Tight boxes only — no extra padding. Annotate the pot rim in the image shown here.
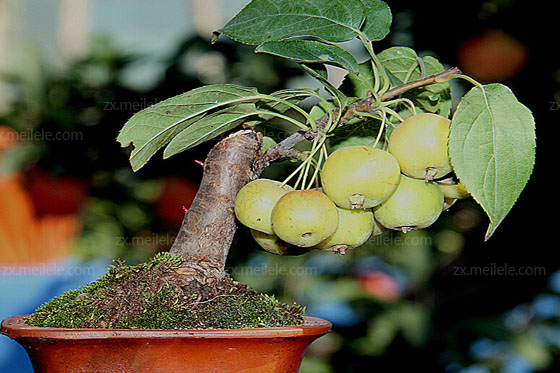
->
[1,315,331,340]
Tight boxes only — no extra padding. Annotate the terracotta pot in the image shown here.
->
[1,315,331,372]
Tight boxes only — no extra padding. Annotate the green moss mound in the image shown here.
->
[25,253,305,329]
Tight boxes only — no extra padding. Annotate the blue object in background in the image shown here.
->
[306,300,361,328]
[0,257,111,372]
[547,269,560,293]
[531,294,560,320]
[459,365,491,373]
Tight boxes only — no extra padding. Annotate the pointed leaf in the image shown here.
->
[163,106,258,159]
[449,84,536,239]
[214,0,366,45]
[117,84,260,171]
[256,40,359,73]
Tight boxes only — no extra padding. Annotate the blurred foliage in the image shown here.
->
[1,33,305,264]
[1,0,556,372]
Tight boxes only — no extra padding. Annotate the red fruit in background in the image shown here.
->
[25,169,89,216]
[457,29,528,82]
[153,176,198,230]
[0,126,18,152]
[358,271,401,302]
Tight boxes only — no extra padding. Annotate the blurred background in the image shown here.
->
[0,0,556,372]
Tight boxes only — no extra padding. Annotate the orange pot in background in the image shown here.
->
[0,175,81,264]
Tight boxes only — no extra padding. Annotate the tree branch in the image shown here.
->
[255,67,462,173]
[380,67,461,101]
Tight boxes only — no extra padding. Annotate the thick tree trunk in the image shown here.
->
[169,130,260,283]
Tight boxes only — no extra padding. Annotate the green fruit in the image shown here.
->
[235,179,293,234]
[388,113,452,180]
[437,179,470,199]
[250,229,312,256]
[371,219,387,237]
[374,175,444,232]
[317,207,375,255]
[271,190,338,247]
[443,197,457,211]
[321,146,401,209]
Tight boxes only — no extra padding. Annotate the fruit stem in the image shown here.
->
[450,74,490,108]
[256,111,311,132]
[306,142,327,190]
[359,33,391,95]
[258,95,318,132]
[382,98,417,116]
[382,107,404,124]
[280,135,326,190]
[373,109,387,148]
[300,138,319,189]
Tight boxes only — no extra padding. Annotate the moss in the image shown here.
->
[117,284,195,329]
[199,293,306,329]
[25,252,305,329]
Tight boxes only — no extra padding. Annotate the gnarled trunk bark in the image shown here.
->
[169,130,260,283]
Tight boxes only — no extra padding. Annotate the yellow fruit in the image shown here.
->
[317,207,375,255]
[250,229,312,256]
[234,179,293,234]
[271,190,338,247]
[321,146,401,209]
[388,113,452,180]
[374,175,444,232]
[443,197,457,211]
[371,219,387,237]
[436,179,470,199]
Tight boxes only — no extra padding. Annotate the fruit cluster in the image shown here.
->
[235,113,470,256]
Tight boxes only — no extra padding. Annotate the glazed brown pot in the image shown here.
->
[1,315,331,373]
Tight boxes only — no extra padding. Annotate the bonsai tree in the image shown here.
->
[23,0,535,330]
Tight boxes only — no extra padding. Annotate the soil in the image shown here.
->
[25,253,305,329]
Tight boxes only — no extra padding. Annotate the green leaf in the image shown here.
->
[302,63,329,82]
[378,47,452,117]
[163,106,257,159]
[214,0,366,45]
[360,0,392,41]
[260,136,277,154]
[117,84,260,171]
[328,118,382,151]
[449,84,536,239]
[256,40,359,74]
[340,61,376,98]
[309,100,337,121]
[300,64,350,112]
[378,47,421,83]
